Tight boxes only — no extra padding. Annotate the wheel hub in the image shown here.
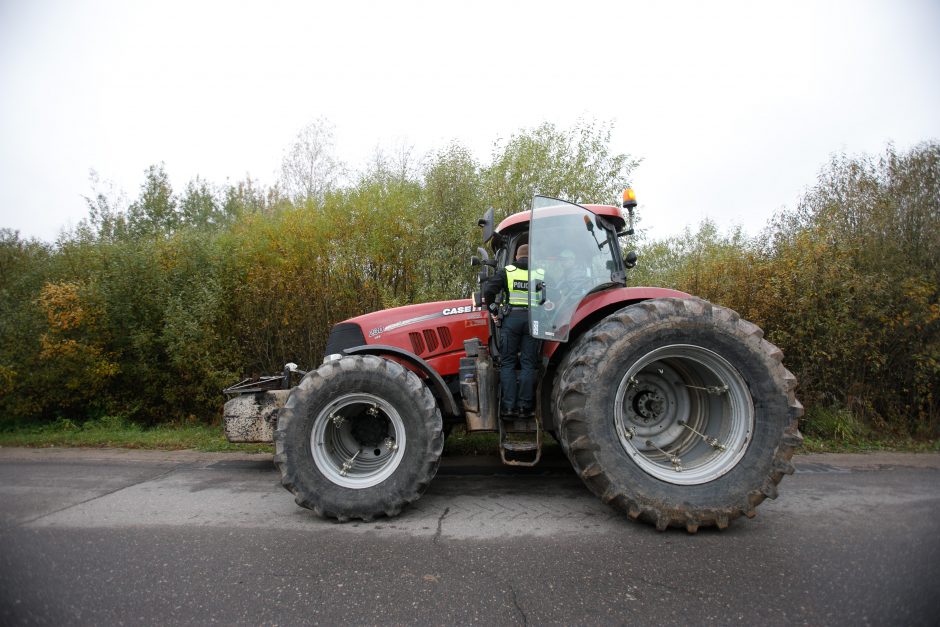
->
[311,393,407,489]
[349,407,389,447]
[632,389,665,421]
[620,371,688,445]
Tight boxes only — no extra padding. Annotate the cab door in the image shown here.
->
[527,196,616,342]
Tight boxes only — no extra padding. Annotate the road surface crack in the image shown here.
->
[433,507,450,544]
[509,583,528,625]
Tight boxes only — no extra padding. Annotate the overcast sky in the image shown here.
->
[1,0,938,242]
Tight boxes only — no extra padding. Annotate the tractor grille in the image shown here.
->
[423,329,439,352]
[407,327,454,355]
[409,332,425,354]
[437,326,452,347]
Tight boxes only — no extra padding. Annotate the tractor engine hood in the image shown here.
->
[324,299,488,361]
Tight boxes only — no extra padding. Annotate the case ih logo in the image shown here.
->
[442,305,480,316]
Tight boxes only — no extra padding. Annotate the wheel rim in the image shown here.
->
[310,393,406,489]
[613,344,753,485]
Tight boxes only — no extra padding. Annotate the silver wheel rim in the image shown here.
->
[613,344,753,485]
[310,393,406,489]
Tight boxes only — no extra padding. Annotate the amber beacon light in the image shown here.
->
[622,188,637,209]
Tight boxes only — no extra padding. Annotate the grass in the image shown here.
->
[0,415,272,453]
[0,412,936,455]
[798,405,940,453]
[799,435,940,453]
[0,416,564,456]
[443,429,500,456]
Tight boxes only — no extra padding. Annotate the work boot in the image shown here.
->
[501,408,519,420]
[517,407,534,419]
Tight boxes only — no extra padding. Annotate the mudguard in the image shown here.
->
[341,344,461,418]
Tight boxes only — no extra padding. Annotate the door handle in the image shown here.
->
[534,280,546,306]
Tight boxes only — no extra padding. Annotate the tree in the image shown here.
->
[419,142,484,299]
[221,175,274,219]
[127,164,179,238]
[180,177,224,229]
[80,170,129,242]
[279,119,344,205]
[484,120,639,217]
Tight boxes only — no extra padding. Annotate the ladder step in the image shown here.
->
[501,419,538,431]
[502,441,538,452]
[498,411,542,467]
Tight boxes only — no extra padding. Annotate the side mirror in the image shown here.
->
[471,256,496,269]
[472,247,495,266]
[478,207,495,244]
[625,251,638,269]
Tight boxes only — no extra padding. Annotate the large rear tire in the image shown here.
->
[554,298,803,532]
[274,355,444,521]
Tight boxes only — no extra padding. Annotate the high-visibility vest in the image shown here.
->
[505,265,530,306]
[505,265,543,307]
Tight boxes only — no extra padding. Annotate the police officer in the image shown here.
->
[483,243,540,419]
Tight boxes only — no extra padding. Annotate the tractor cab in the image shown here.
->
[476,191,639,343]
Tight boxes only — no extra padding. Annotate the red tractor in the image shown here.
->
[223,191,802,532]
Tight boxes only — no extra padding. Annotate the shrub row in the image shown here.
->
[635,143,939,436]
[1,131,936,438]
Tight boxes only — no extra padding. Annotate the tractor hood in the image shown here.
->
[325,299,489,362]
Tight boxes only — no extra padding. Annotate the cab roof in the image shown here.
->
[496,204,626,233]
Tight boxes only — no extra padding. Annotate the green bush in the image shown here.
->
[637,143,940,437]
[0,121,636,428]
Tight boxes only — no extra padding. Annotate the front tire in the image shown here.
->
[275,355,444,521]
[554,298,803,532]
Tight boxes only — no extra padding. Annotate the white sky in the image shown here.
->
[1,0,938,242]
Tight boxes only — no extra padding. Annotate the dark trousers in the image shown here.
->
[499,308,539,413]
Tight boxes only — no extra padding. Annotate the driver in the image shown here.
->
[560,249,577,278]
[558,247,592,294]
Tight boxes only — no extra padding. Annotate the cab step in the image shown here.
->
[501,441,539,452]
[498,413,542,466]
[500,418,538,431]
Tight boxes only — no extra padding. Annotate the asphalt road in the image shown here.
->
[1,447,938,626]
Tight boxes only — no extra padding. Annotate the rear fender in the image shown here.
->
[544,287,691,359]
